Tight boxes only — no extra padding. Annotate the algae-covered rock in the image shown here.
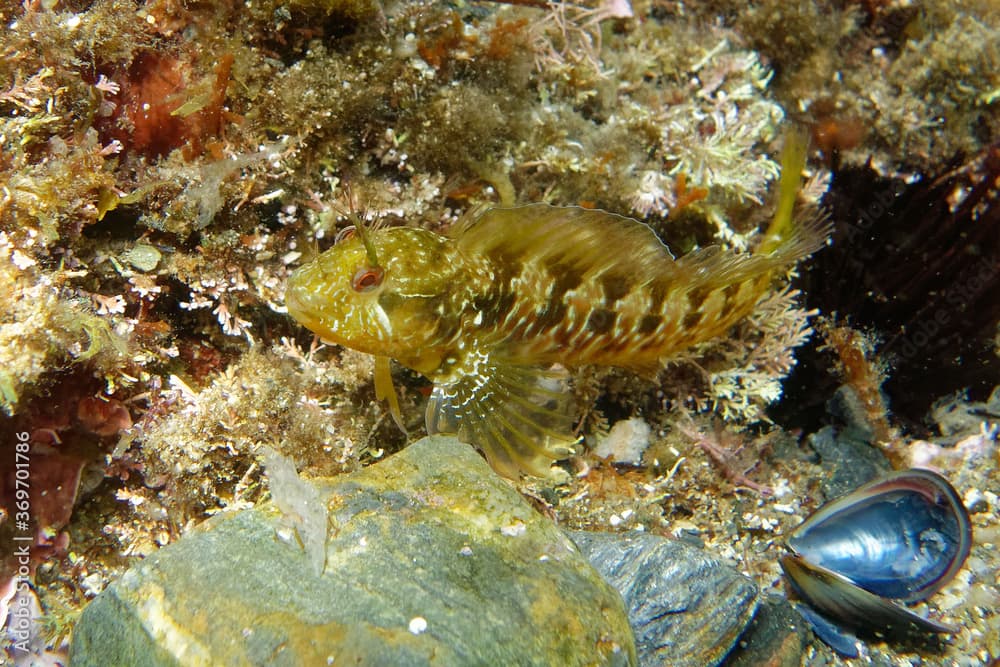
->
[570,531,758,667]
[71,436,636,666]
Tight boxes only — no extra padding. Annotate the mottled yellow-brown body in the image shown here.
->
[286,142,827,478]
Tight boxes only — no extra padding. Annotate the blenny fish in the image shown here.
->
[286,137,828,478]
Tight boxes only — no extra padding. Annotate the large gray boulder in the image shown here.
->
[71,436,635,666]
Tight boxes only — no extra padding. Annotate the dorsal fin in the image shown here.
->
[454,204,678,285]
[674,207,830,294]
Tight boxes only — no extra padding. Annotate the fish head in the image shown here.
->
[285,227,468,371]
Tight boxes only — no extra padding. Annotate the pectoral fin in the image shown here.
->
[425,362,578,479]
[374,355,407,435]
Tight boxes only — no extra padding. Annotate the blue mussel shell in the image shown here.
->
[780,468,972,655]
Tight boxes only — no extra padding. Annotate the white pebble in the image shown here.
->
[963,488,989,513]
[592,418,652,465]
[408,617,428,635]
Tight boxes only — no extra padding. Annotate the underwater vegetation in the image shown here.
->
[0,0,997,663]
[693,0,1000,173]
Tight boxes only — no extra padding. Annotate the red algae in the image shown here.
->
[100,51,234,159]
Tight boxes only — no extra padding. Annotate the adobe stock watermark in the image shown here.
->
[8,430,35,655]
[833,178,910,283]
[894,257,999,361]
[838,179,908,262]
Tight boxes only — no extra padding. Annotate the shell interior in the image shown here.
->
[786,469,972,603]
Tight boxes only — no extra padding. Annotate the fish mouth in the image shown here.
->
[283,284,310,322]
[284,283,355,349]
[285,285,329,336]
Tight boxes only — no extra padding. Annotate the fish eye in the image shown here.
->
[351,265,384,292]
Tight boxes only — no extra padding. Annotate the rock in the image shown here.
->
[806,423,888,500]
[121,243,161,272]
[826,385,879,444]
[806,386,897,502]
[569,530,758,667]
[722,595,809,667]
[71,436,636,666]
[806,424,892,500]
[591,417,653,465]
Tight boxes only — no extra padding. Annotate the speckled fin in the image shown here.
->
[425,361,578,479]
[454,204,678,284]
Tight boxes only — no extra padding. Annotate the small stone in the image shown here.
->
[500,521,526,537]
[121,243,161,272]
[725,595,810,667]
[408,617,427,635]
[826,385,884,445]
[806,422,891,500]
[11,249,36,269]
[592,417,652,465]
[963,488,989,514]
[79,573,105,597]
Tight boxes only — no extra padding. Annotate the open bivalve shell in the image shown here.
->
[780,468,972,648]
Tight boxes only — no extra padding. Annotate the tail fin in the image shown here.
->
[673,129,830,295]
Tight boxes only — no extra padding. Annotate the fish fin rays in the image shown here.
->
[675,208,829,295]
[675,247,777,292]
[455,203,828,305]
[374,355,407,435]
[455,204,678,286]
[425,360,578,479]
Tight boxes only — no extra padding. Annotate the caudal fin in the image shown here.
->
[679,129,830,291]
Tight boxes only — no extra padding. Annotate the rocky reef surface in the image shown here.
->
[1,0,998,665]
[71,437,637,666]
